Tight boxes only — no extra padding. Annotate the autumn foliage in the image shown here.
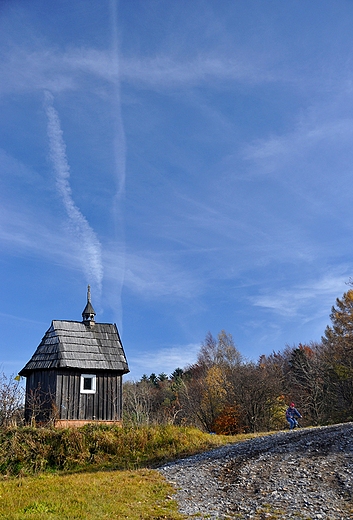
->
[211,405,242,435]
[124,287,353,433]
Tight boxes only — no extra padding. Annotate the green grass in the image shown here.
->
[0,424,277,519]
[0,469,183,519]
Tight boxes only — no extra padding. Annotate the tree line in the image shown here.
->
[123,288,353,433]
[1,287,353,431]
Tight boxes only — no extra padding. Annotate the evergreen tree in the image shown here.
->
[323,289,353,352]
[322,289,353,421]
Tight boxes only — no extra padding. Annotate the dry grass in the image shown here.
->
[0,424,245,476]
[0,425,276,519]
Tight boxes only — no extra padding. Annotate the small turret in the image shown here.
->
[82,285,96,325]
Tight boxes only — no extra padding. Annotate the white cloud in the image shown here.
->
[244,119,353,174]
[44,91,103,292]
[104,248,202,300]
[0,149,42,183]
[251,271,349,319]
[0,43,302,98]
[126,343,200,380]
[0,202,84,271]
[0,126,105,291]
[0,185,201,307]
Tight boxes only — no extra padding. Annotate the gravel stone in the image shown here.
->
[158,423,353,519]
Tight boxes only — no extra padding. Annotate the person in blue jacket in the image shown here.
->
[286,402,302,429]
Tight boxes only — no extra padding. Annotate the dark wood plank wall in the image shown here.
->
[24,370,57,422]
[56,371,123,421]
[25,370,123,423]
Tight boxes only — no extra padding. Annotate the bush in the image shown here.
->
[0,424,235,476]
[0,372,24,427]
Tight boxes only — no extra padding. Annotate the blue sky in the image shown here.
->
[1,0,353,381]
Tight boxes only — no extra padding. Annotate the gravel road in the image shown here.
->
[158,423,353,519]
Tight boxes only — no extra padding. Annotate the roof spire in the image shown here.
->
[82,285,96,324]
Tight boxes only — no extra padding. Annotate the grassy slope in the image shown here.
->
[0,425,272,519]
[0,424,242,476]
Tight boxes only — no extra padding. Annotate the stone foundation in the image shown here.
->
[54,419,123,428]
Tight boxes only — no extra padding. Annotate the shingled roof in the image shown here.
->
[19,287,129,376]
[19,321,129,375]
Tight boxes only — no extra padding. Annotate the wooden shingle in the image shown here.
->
[19,286,129,424]
[19,320,129,375]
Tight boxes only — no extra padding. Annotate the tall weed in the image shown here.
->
[0,424,237,476]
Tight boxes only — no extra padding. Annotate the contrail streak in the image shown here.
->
[44,90,103,293]
[110,0,126,201]
[105,0,127,329]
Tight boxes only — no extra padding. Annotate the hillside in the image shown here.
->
[159,423,353,519]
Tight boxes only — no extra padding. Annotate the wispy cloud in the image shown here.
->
[127,342,200,380]
[244,118,353,175]
[109,0,126,200]
[250,271,349,319]
[0,149,42,184]
[44,91,103,292]
[103,247,202,301]
[0,44,310,98]
[120,54,276,89]
[0,311,47,327]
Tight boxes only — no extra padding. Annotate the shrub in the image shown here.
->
[0,424,235,476]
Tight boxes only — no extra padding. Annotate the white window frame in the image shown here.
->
[80,374,96,394]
